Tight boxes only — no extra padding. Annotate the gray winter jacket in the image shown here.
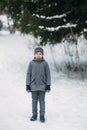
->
[26,58,51,91]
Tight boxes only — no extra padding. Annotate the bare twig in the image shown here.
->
[50,46,59,73]
[70,21,84,81]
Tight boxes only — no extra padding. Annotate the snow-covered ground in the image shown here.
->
[0,34,87,130]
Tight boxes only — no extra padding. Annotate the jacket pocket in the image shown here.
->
[30,78,35,84]
[41,77,46,84]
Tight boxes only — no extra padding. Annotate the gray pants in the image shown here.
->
[31,91,45,116]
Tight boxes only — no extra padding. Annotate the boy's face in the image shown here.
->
[35,52,43,59]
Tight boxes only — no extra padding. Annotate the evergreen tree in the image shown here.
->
[0,0,87,45]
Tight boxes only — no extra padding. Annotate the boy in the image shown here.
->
[26,47,51,123]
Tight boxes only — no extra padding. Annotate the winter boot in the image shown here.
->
[30,115,37,121]
[40,115,45,122]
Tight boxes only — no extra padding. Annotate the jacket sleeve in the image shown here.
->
[45,62,51,86]
[26,62,32,85]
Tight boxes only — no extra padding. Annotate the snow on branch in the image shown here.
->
[39,23,77,31]
[33,11,71,20]
[84,29,87,32]
[33,13,66,19]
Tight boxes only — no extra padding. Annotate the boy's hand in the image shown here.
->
[26,90,31,93]
[45,85,50,92]
[26,85,31,92]
[46,90,50,92]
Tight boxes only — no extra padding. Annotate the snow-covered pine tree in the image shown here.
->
[0,0,87,45]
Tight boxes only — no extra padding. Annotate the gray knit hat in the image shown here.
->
[34,47,44,55]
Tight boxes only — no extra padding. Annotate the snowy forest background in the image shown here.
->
[0,1,87,130]
[0,0,87,80]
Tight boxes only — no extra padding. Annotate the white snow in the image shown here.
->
[0,14,13,32]
[84,28,87,32]
[33,13,66,19]
[33,11,71,20]
[0,33,87,130]
[39,23,77,31]
[0,15,8,28]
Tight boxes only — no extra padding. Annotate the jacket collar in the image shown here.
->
[33,57,45,63]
